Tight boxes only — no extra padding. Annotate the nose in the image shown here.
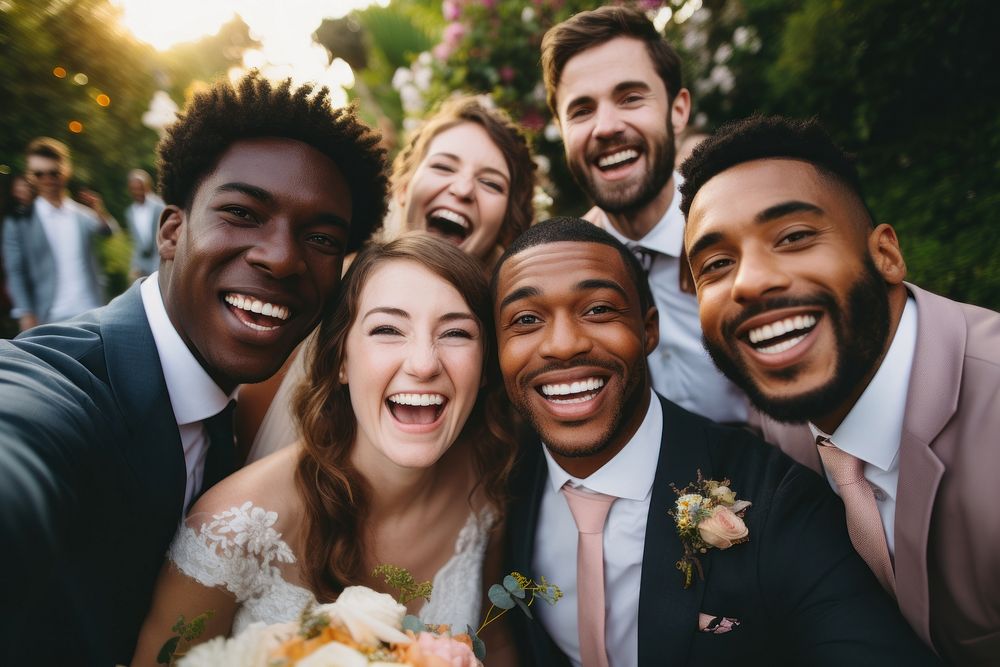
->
[448,172,475,200]
[245,221,308,279]
[538,312,593,361]
[592,102,625,139]
[403,337,443,380]
[730,248,791,304]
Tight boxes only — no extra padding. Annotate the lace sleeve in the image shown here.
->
[167,501,296,603]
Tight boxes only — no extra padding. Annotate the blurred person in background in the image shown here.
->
[0,174,35,336]
[1,137,119,331]
[125,168,166,280]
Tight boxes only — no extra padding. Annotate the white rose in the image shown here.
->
[321,586,412,646]
[177,621,281,667]
[295,641,369,667]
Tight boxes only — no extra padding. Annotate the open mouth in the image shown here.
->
[596,148,640,172]
[426,208,471,246]
[224,293,291,331]
[538,377,606,404]
[387,393,447,425]
[743,313,819,355]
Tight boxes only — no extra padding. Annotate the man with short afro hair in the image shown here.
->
[0,71,388,665]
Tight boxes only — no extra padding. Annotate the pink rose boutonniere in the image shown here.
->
[669,472,751,588]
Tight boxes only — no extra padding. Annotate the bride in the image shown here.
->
[132,234,517,664]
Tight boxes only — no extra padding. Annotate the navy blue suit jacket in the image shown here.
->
[0,283,195,664]
[505,395,939,666]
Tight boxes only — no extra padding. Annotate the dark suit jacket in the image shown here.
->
[506,395,939,666]
[0,283,194,665]
[760,283,1000,664]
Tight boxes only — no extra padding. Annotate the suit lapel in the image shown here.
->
[638,396,712,665]
[99,283,187,521]
[893,284,955,646]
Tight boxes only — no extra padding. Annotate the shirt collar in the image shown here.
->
[543,391,662,501]
[809,296,918,471]
[598,172,685,258]
[34,195,74,216]
[140,273,235,426]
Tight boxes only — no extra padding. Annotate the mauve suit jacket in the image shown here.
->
[760,283,1000,664]
[506,394,938,666]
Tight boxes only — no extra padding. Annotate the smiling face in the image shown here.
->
[495,241,658,477]
[556,37,688,217]
[157,137,353,393]
[685,159,906,427]
[399,122,511,262]
[342,259,484,471]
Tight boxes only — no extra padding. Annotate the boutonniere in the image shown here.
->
[669,471,751,588]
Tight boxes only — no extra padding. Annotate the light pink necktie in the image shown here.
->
[817,439,896,596]
[561,484,616,667]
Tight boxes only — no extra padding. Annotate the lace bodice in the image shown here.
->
[168,501,497,636]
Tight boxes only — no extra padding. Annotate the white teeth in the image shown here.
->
[428,208,470,228]
[757,334,807,355]
[224,293,290,321]
[748,314,816,344]
[388,393,446,406]
[597,149,639,168]
[540,377,605,396]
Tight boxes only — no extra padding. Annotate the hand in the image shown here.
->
[18,314,38,332]
[75,187,104,212]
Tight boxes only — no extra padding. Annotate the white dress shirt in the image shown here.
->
[35,196,102,320]
[809,296,918,556]
[140,273,237,511]
[534,394,662,667]
[593,174,749,423]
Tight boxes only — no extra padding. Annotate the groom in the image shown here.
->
[493,218,937,665]
[0,74,387,664]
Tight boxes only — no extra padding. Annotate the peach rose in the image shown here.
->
[698,506,749,549]
[403,631,482,667]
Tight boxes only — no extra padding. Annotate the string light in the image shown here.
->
[53,66,67,78]
[68,120,84,133]
[96,94,111,107]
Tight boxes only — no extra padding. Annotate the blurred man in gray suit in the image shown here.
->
[2,137,118,331]
[124,168,166,279]
[681,115,1000,664]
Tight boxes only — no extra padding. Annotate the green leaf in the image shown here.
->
[513,595,533,620]
[503,574,525,599]
[488,583,516,610]
[183,611,214,641]
[402,614,425,633]
[156,636,180,665]
[468,626,487,661]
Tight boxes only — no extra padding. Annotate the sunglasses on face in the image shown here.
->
[31,169,61,179]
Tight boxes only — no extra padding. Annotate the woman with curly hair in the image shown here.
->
[240,95,537,462]
[133,234,518,665]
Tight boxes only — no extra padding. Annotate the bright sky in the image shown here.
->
[113,0,386,104]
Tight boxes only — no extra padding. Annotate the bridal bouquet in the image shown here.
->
[177,585,482,667]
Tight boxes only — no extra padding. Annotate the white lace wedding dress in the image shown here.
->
[168,501,498,636]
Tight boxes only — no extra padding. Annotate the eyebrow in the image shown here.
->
[362,307,478,324]
[564,80,653,113]
[429,152,510,183]
[215,181,350,229]
[687,200,824,260]
[498,278,628,311]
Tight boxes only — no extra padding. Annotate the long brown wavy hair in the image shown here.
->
[293,233,516,601]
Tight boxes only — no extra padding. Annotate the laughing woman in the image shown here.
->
[240,96,536,462]
[132,235,517,665]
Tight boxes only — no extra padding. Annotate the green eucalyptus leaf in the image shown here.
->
[513,595,533,619]
[156,636,180,665]
[468,626,487,661]
[488,583,516,609]
[503,574,525,598]
[402,614,424,633]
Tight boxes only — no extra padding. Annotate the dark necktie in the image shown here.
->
[201,400,237,496]
[629,244,657,277]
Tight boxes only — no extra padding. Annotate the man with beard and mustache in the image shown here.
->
[494,217,937,667]
[680,115,1000,664]
[540,6,750,426]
